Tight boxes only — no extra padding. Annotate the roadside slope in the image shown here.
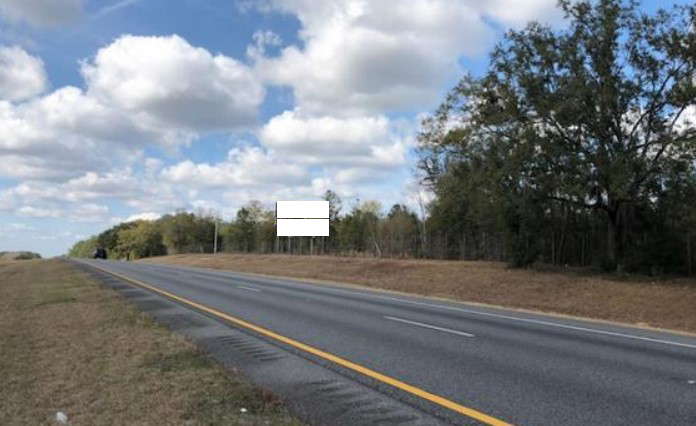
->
[0,259,301,426]
[142,253,696,334]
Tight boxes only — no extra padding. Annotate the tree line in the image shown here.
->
[0,251,41,261]
[67,193,424,261]
[70,0,696,275]
[419,0,696,275]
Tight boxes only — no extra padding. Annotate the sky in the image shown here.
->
[0,0,679,257]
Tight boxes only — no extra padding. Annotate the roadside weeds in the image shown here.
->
[0,259,302,426]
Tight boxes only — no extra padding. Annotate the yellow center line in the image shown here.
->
[82,261,513,426]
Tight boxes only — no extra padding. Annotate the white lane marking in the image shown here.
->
[318,288,696,350]
[237,285,262,292]
[385,315,475,338]
[103,260,696,351]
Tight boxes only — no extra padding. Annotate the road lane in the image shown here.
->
[384,316,476,338]
[79,259,696,425]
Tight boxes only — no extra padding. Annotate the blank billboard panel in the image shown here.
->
[277,218,329,236]
[276,201,329,219]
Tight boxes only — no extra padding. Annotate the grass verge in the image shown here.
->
[143,253,696,334]
[0,259,302,426]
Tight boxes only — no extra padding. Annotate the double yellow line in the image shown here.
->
[83,261,512,426]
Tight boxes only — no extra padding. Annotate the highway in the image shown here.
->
[78,259,696,425]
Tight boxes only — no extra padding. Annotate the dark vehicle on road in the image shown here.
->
[93,248,107,259]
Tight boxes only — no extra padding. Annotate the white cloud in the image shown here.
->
[332,166,392,184]
[260,111,410,166]
[68,203,110,222]
[144,157,164,174]
[1,86,147,151]
[58,169,192,212]
[0,148,312,224]
[1,222,36,232]
[0,34,267,180]
[2,168,165,206]
[255,0,484,115]
[62,170,142,201]
[126,212,160,222]
[16,205,60,218]
[0,0,84,28]
[252,0,559,116]
[0,45,47,101]
[0,87,152,179]
[161,146,308,188]
[246,30,282,60]
[109,211,161,225]
[674,106,696,133]
[0,168,187,225]
[248,0,556,204]
[82,34,265,131]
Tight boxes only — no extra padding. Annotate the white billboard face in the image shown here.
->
[277,218,329,236]
[276,201,330,236]
[276,201,329,219]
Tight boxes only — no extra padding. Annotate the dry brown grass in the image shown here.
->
[0,259,301,426]
[143,253,696,334]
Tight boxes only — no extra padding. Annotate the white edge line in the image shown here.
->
[308,284,696,350]
[80,260,696,351]
[373,294,696,350]
[385,315,475,338]
[237,285,262,292]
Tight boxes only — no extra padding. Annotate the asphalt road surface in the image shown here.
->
[78,259,696,425]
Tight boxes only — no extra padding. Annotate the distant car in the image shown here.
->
[93,248,107,259]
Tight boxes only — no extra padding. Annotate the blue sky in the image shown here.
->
[0,0,682,256]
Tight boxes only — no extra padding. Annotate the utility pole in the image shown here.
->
[213,220,219,254]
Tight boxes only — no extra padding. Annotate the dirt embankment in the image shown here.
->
[143,253,696,334]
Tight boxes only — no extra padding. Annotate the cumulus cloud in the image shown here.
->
[251,0,560,116]
[0,45,47,101]
[1,86,148,152]
[0,146,313,224]
[16,205,60,218]
[0,86,155,179]
[107,211,162,226]
[0,181,110,222]
[246,30,282,60]
[256,0,488,115]
[0,0,84,28]
[69,203,110,222]
[0,167,183,224]
[62,170,144,201]
[260,111,411,166]
[248,0,557,196]
[161,146,308,188]
[82,34,264,131]
[4,169,154,204]
[125,212,160,222]
[0,35,266,180]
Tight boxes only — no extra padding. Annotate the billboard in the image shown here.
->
[276,201,329,236]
